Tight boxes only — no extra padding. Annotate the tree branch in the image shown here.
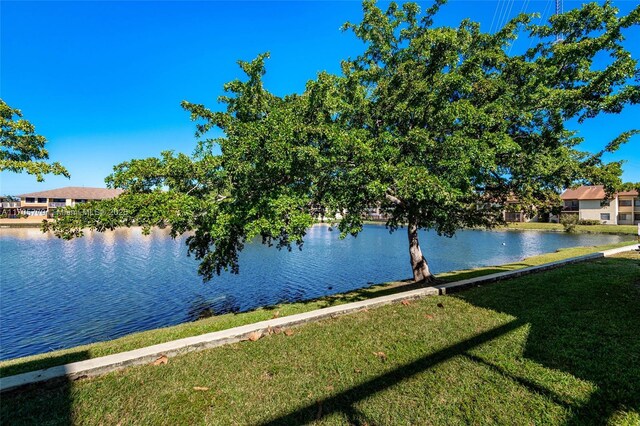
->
[385,191,404,206]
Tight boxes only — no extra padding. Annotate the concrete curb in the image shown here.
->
[1,243,638,393]
[435,243,638,294]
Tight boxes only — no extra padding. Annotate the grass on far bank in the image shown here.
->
[2,251,639,425]
[502,221,639,235]
[0,240,636,380]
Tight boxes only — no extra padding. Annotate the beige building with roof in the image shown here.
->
[17,187,123,218]
[560,185,639,225]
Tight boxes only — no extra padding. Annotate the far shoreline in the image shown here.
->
[2,218,637,237]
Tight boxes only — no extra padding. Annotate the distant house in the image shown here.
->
[502,198,539,223]
[17,187,123,218]
[560,185,639,225]
[0,197,21,218]
[363,206,387,222]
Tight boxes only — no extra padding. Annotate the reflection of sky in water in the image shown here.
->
[0,225,632,360]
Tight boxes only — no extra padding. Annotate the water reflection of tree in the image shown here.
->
[186,294,241,321]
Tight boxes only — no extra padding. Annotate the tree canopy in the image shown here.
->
[46,0,639,282]
[0,99,69,182]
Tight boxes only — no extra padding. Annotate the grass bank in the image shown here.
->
[2,251,639,425]
[502,221,638,235]
[360,220,639,235]
[0,240,635,379]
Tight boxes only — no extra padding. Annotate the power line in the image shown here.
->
[508,0,531,55]
[528,0,553,49]
[489,0,503,33]
[496,0,515,33]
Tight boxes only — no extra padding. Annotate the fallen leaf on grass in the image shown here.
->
[247,331,262,341]
[272,311,280,319]
[193,386,210,391]
[425,314,434,320]
[152,355,168,366]
[401,299,411,306]
[354,368,362,374]
[373,351,387,361]
[284,329,295,337]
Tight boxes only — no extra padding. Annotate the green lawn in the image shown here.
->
[503,221,639,235]
[360,220,639,235]
[0,240,634,379]
[2,251,639,425]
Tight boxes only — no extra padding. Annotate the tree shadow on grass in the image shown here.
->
[258,320,524,425]
[260,256,639,425]
[455,256,640,425]
[0,351,88,425]
[0,350,89,379]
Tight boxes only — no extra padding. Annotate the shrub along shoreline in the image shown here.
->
[501,221,638,235]
[358,220,639,235]
[0,240,635,379]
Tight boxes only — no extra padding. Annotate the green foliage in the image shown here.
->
[621,181,640,194]
[0,99,69,182]
[46,0,640,281]
[560,213,579,232]
[577,219,601,226]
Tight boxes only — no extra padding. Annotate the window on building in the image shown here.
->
[619,214,628,221]
[25,197,35,203]
[600,213,610,221]
[52,198,66,203]
[635,199,640,207]
[505,212,522,222]
[37,198,47,203]
[635,213,640,221]
[619,199,632,207]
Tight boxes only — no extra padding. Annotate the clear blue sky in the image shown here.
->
[1,0,638,195]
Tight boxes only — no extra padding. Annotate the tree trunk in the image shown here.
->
[407,219,434,283]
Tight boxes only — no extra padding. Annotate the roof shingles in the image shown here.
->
[561,185,638,200]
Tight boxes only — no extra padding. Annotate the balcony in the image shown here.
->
[1,202,21,208]
[49,202,67,208]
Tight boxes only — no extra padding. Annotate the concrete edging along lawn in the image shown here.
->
[1,242,638,393]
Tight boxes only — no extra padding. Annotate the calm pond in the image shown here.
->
[0,225,631,360]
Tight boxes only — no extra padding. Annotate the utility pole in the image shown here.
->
[555,0,564,43]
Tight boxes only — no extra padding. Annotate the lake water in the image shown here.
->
[0,225,631,360]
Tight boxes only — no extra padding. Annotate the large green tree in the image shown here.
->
[0,99,69,181]
[47,0,639,283]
